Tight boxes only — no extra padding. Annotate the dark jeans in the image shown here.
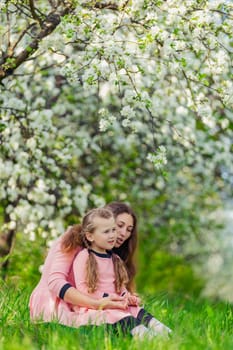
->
[110,308,153,336]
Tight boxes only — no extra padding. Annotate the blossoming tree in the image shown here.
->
[0,0,232,276]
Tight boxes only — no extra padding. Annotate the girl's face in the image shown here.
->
[115,213,134,248]
[86,217,117,254]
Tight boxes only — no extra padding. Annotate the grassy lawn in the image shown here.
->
[0,284,232,350]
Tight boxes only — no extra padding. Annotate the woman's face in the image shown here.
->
[115,213,134,248]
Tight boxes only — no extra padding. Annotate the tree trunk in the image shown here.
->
[0,229,16,279]
[0,4,73,82]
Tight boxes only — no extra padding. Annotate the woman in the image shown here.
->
[29,202,138,323]
[106,201,137,292]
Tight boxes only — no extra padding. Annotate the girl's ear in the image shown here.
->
[85,232,94,242]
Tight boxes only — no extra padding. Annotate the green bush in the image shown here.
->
[137,250,204,297]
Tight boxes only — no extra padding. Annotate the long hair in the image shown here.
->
[112,253,129,293]
[105,202,138,292]
[87,251,129,294]
[61,207,129,294]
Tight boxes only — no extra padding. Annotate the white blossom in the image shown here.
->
[147,146,168,170]
[0,1,232,302]
[120,106,135,119]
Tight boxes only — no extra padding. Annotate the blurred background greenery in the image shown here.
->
[1,0,233,305]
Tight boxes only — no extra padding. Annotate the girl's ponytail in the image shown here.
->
[61,224,83,253]
[112,253,129,293]
[86,250,98,293]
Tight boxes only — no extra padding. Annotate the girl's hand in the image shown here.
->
[99,294,128,310]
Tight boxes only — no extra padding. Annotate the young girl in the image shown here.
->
[62,207,171,338]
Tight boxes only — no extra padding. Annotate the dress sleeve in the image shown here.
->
[46,233,80,298]
[120,288,128,296]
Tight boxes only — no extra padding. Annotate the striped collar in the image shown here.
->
[88,249,112,258]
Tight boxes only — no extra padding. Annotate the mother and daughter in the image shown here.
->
[30,202,171,338]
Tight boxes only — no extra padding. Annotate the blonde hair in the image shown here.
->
[61,207,129,293]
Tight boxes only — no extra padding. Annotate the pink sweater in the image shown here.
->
[29,235,82,322]
[73,248,127,298]
[70,249,140,326]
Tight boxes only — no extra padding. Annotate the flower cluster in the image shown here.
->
[0,0,232,265]
[147,146,168,170]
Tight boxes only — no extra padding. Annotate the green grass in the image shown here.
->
[0,284,232,350]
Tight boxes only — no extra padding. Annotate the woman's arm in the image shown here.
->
[46,236,80,296]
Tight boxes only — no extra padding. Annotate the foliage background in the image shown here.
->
[0,0,233,302]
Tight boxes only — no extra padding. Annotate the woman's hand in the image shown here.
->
[125,292,141,306]
[98,294,128,310]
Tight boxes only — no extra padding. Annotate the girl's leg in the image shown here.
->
[111,316,149,339]
[137,308,172,335]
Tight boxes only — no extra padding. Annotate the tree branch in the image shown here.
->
[9,23,38,54]
[85,1,130,11]
[0,4,73,82]
[29,0,43,26]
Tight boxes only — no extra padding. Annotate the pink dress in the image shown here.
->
[29,234,82,323]
[68,249,141,326]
